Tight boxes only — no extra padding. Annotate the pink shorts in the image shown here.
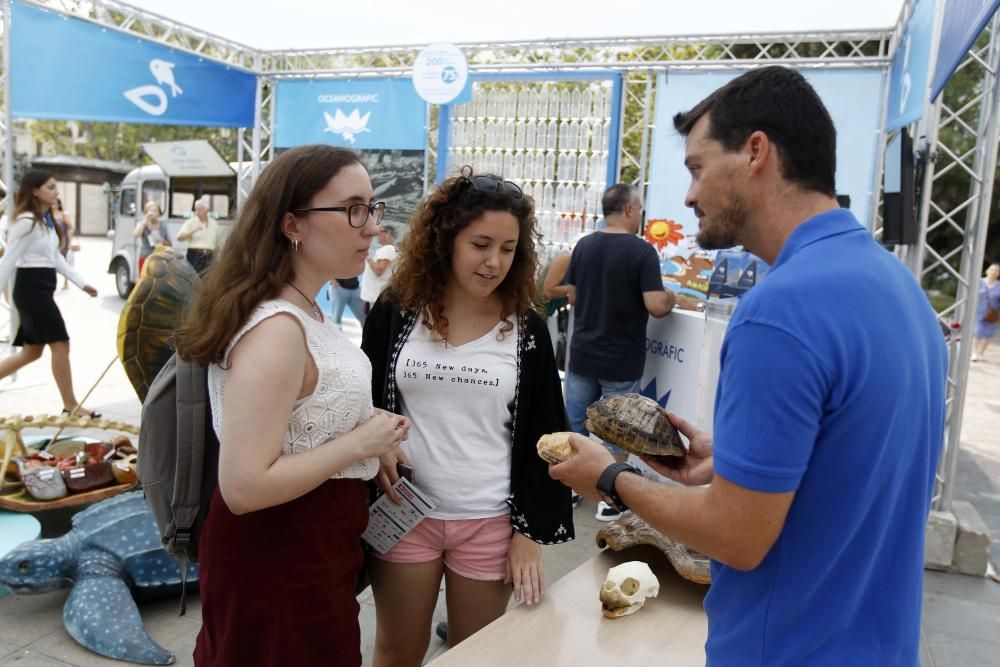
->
[374,514,512,581]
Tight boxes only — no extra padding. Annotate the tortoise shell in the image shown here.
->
[116,248,200,402]
[584,393,685,461]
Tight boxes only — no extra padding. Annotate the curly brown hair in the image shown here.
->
[173,145,363,365]
[391,166,541,340]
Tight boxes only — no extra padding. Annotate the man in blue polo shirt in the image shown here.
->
[550,65,947,665]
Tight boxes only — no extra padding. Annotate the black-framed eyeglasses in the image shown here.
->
[465,175,523,199]
[292,201,386,228]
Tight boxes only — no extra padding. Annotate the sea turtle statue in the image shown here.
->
[585,393,686,462]
[0,491,198,665]
[117,247,200,402]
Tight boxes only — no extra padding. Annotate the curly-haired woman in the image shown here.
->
[173,145,409,666]
[361,167,574,665]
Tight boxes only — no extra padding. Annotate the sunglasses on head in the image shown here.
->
[465,175,523,199]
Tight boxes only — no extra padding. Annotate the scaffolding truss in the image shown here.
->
[914,14,1000,511]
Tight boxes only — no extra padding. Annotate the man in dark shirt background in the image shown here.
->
[565,183,677,521]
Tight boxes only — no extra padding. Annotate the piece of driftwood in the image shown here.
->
[596,511,712,585]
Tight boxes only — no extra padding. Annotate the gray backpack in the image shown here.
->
[137,353,219,614]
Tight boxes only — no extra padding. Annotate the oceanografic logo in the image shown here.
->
[323,108,372,144]
[124,59,183,117]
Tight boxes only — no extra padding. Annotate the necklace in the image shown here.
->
[288,283,322,321]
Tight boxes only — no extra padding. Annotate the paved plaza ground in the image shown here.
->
[0,237,998,665]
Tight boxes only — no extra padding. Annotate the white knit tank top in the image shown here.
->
[207,299,379,480]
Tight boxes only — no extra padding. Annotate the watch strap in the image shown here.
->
[596,461,640,513]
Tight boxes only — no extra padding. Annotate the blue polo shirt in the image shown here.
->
[706,209,948,666]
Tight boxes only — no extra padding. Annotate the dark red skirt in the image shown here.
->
[194,478,369,666]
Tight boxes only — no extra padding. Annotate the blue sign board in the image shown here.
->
[886,0,936,131]
[931,0,1000,100]
[11,2,256,127]
[275,79,427,150]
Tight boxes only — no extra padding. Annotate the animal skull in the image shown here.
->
[599,561,660,618]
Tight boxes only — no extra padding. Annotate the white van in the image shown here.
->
[107,141,236,298]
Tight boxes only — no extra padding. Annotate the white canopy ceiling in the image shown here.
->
[125,0,907,52]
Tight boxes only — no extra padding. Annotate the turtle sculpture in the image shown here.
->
[117,247,201,402]
[0,491,198,665]
[584,393,686,462]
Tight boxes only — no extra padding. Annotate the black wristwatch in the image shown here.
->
[596,462,641,513]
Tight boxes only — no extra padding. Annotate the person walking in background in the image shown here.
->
[361,168,573,664]
[329,275,367,330]
[173,145,407,667]
[537,250,571,370]
[0,170,100,417]
[972,261,1000,361]
[176,197,220,275]
[360,225,397,310]
[563,183,679,522]
[53,199,79,290]
[133,201,171,275]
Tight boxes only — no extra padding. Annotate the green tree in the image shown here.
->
[28,120,237,165]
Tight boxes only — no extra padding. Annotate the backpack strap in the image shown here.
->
[171,356,207,557]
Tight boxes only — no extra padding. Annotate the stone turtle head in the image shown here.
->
[0,534,79,594]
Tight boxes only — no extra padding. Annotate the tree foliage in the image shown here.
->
[27,120,237,166]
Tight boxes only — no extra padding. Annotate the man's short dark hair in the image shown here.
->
[602,184,637,217]
[673,66,836,197]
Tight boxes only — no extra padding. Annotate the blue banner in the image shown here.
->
[275,79,427,150]
[10,2,256,127]
[931,0,1000,100]
[886,0,936,131]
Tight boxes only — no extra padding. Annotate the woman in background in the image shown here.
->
[0,170,99,416]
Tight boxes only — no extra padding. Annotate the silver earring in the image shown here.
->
[293,239,300,252]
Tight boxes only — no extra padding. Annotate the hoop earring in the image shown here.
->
[293,239,300,253]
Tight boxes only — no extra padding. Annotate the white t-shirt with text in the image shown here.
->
[395,320,517,519]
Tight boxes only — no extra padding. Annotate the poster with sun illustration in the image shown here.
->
[643,219,686,250]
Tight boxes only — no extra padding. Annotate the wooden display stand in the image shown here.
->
[428,545,708,666]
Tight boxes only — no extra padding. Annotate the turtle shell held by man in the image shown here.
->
[117,248,200,402]
[584,393,686,462]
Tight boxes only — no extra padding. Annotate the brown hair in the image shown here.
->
[390,166,541,340]
[173,145,363,364]
[14,170,63,245]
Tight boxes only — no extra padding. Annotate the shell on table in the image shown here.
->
[584,393,686,461]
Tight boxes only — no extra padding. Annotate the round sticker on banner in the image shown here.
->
[412,43,469,105]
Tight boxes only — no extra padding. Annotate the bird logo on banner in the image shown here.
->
[323,109,372,144]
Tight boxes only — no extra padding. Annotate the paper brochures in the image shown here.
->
[362,477,436,554]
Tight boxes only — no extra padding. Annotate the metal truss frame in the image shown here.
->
[912,13,1000,512]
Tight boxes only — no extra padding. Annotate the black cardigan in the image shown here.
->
[361,295,575,546]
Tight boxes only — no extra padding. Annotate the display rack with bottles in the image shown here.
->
[446,80,614,244]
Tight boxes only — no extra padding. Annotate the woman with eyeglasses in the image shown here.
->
[361,167,574,665]
[173,145,408,667]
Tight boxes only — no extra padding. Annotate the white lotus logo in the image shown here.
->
[323,108,371,144]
